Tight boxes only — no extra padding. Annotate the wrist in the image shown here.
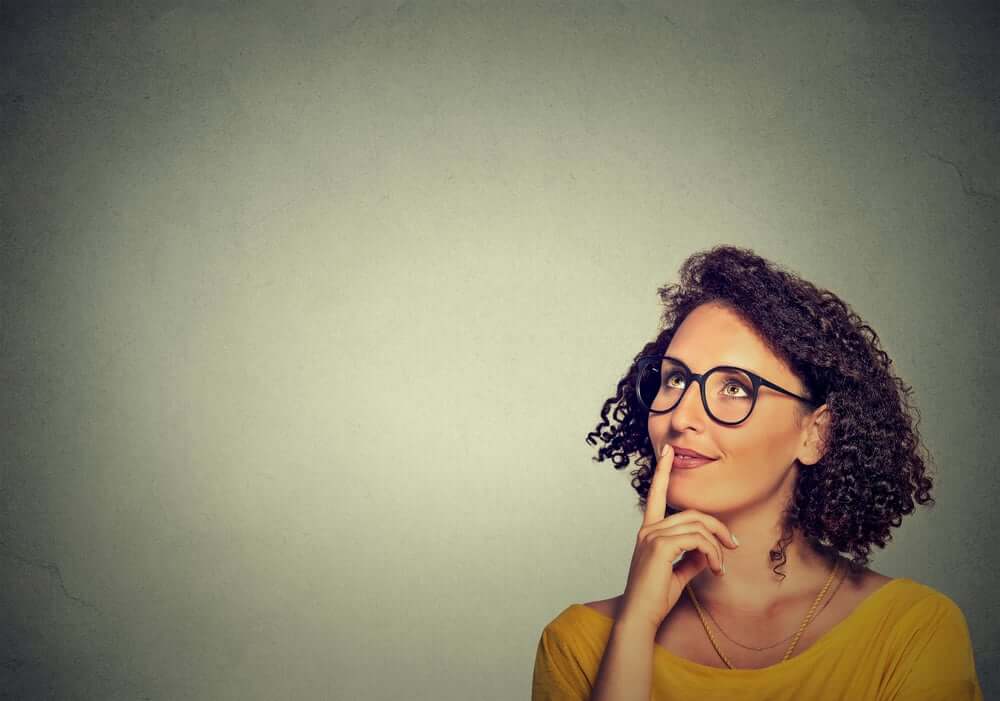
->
[612,613,660,637]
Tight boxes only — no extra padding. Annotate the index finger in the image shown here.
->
[643,444,673,527]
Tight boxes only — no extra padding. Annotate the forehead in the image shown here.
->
[664,303,784,376]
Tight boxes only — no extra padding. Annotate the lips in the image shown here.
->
[672,453,716,470]
[669,445,714,459]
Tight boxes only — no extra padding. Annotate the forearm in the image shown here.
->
[590,617,658,701]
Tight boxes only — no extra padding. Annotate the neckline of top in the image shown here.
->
[572,577,908,675]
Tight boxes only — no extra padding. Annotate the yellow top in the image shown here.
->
[532,578,983,701]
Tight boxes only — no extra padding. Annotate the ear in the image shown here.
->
[797,404,830,467]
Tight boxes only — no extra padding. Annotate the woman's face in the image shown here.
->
[649,302,822,516]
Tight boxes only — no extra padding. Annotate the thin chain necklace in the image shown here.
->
[685,557,843,668]
[700,559,847,651]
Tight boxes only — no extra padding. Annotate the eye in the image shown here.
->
[664,371,686,388]
[721,381,750,397]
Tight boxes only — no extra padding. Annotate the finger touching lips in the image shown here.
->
[642,444,672,526]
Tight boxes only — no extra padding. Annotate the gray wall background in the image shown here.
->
[2,1,998,699]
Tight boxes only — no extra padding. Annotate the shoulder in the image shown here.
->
[886,577,973,623]
[846,567,893,598]
[876,579,983,697]
[537,601,611,644]
[839,566,969,620]
[865,570,894,587]
[877,574,965,609]
[580,595,621,619]
[536,599,624,662]
[534,602,617,690]
[858,574,976,650]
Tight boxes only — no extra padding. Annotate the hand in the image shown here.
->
[618,444,740,631]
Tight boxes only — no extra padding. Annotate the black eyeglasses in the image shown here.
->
[634,354,820,425]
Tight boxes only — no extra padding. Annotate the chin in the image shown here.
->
[666,494,733,516]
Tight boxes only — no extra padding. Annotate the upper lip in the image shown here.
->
[668,444,715,460]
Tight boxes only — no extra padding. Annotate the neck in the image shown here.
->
[687,514,840,618]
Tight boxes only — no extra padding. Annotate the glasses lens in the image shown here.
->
[636,358,755,423]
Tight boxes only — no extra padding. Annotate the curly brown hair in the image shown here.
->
[585,244,936,580]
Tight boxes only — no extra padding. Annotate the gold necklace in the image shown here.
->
[685,557,842,668]
[700,561,847,651]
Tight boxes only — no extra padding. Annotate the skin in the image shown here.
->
[587,301,891,667]
[651,300,833,612]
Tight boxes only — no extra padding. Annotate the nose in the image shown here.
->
[668,377,711,427]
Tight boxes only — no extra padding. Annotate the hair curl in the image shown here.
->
[585,244,935,581]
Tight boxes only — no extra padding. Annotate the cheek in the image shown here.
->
[723,423,802,478]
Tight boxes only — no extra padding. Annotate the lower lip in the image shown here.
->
[672,454,716,469]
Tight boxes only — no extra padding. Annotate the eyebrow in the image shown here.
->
[662,354,764,377]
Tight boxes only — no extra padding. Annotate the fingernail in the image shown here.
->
[732,534,740,547]
[721,562,726,575]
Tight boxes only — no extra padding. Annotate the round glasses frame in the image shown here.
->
[634,354,821,426]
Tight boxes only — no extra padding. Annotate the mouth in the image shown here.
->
[668,444,716,460]
[672,449,718,470]
[671,453,717,470]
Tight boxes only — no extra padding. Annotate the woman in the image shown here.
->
[532,245,983,700]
